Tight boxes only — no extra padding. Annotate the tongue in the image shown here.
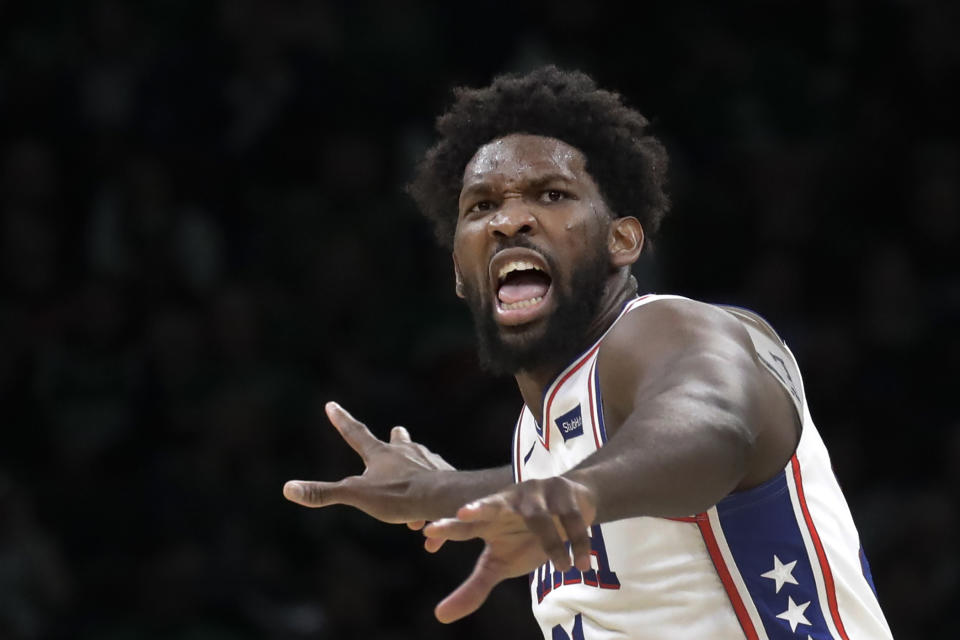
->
[498,272,550,304]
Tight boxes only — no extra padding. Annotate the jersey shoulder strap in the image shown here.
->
[719,305,806,419]
[619,296,806,419]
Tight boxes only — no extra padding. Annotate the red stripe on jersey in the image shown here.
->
[791,455,850,640]
[541,294,653,449]
[543,341,603,450]
[514,414,524,483]
[697,514,760,640]
[587,360,602,449]
[665,515,698,522]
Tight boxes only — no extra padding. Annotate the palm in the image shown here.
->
[345,440,454,523]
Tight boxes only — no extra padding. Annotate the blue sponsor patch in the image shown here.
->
[555,404,584,442]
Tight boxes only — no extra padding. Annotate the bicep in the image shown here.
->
[599,299,762,438]
[598,299,798,488]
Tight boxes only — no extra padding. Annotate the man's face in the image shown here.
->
[453,134,613,374]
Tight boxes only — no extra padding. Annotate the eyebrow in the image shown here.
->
[460,172,576,200]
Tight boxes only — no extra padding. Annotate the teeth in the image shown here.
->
[500,296,543,310]
[498,260,544,282]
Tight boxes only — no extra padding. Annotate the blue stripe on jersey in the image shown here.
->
[859,546,878,597]
[534,418,545,442]
[715,471,836,639]
[537,296,642,443]
[523,442,536,464]
[592,363,608,445]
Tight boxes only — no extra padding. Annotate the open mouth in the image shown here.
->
[490,250,553,326]
[497,260,551,309]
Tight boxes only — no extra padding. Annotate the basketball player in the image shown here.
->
[283,67,893,639]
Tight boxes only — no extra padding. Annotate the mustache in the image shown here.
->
[493,235,540,253]
[490,236,554,269]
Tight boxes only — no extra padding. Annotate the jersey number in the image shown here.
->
[536,524,620,602]
[551,613,585,639]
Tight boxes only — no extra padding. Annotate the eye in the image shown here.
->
[467,200,495,214]
[540,189,569,203]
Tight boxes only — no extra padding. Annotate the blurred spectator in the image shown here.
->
[0,474,72,639]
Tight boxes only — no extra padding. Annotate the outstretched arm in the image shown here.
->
[284,402,512,525]
[424,299,800,622]
[566,299,799,522]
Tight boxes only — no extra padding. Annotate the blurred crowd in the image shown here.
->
[0,1,956,638]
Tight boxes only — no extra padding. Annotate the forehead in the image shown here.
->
[462,134,587,187]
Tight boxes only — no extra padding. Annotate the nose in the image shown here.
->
[488,197,537,239]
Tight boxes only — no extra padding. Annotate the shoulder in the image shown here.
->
[599,296,757,380]
[596,295,801,487]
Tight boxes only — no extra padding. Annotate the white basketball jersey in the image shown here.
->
[511,294,893,640]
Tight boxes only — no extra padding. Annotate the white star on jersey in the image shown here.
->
[776,595,812,632]
[761,554,799,593]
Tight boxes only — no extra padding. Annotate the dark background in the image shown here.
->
[1,1,957,638]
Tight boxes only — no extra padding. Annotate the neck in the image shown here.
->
[514,272,637,421]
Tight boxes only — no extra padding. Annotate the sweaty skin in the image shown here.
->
[284,134,800,625]
[454,135,623,376]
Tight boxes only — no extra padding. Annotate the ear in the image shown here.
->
[608,217,644,268]
[452,253,465,298]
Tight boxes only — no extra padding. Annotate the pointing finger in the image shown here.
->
[325,402,380,460]
[544,484,592,572]
[558,511,592,573]
[434,546,504,623]
[523,509,570,571]
[390,426,412,444]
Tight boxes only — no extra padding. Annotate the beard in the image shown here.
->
[461,238,610,376]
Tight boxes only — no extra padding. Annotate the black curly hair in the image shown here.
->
[408,66,670,249]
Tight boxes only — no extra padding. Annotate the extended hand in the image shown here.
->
[423,476,597,623]
[283,402,455,528]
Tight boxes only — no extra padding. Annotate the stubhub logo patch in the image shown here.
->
[555,404,584,442]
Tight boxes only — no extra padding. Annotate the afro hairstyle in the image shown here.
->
[408,66,670,249]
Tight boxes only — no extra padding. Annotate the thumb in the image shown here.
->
[434,546,504,623]
[283,479,356,508]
